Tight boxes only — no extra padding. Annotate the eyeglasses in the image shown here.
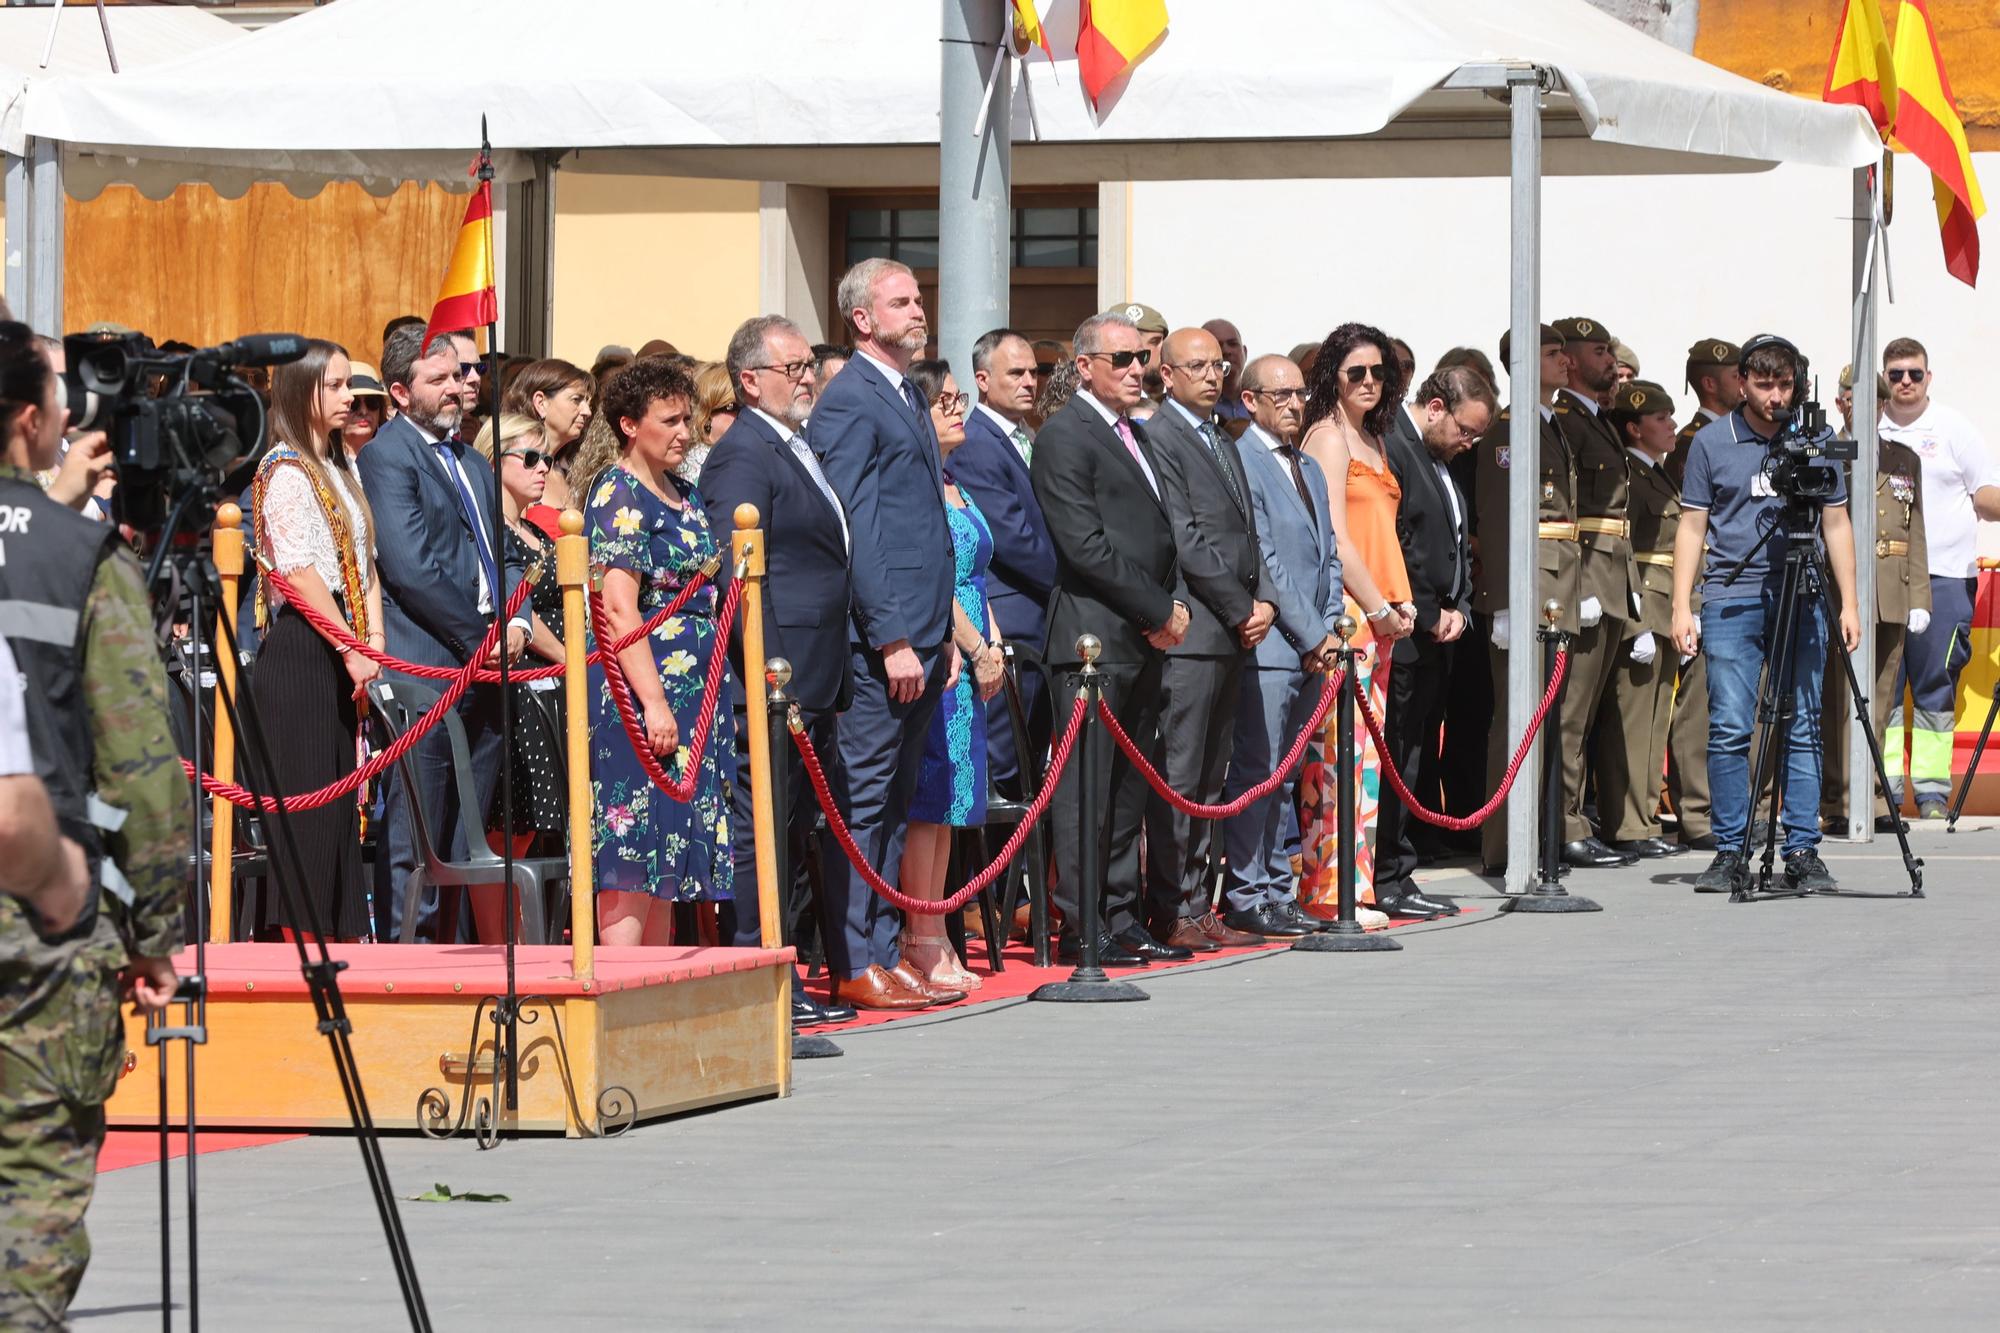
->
[1886,367,1927,384]
[751,359,814,383]
[502,448,552,469]
[1445,410,1486,443]
[1166,358,1232,380]
[460,359,489,378]
[931,391,971,414]
[1036,362,1060,376]
[1343,364,1389,385]
[1084,349,1152,370]
[1252,387,1309,404]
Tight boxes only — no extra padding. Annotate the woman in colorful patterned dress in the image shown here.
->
[576,359,735,946]
[899,363,1006,990]
[1298,323,1413,926]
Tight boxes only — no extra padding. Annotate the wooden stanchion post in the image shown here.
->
[208,503,243,943]
[731,505,792,1091]
[558,509,595,980]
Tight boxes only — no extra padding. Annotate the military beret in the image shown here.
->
[1611,379,1675,417]
[1112,302,1168,334]
[1498,322,1564,366]
[1552,316,1614,345]
[1612,341,1641,373]
[1685,338,1741,367]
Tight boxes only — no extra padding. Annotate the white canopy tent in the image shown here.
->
[16,0,1888,884]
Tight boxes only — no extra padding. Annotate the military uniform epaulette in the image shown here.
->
[1552,398,1573,415]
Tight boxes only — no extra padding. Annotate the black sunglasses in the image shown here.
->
[1085,348,1152,370]
[1343,363,1389,384]
[502,447,552,469]
[1886,367,1927,383]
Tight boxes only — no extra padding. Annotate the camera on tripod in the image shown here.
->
[1759,389,1855,502]
[60,330,306,536]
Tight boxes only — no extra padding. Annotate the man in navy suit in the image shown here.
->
[358,325,528,941]
[702,315,867,1024]
[1221,355,1345,938]
[805,259,962,1010]
[952,328,1056,793]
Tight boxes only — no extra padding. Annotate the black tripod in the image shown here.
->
[143,484,432,1330]
[1945,678,2000,832]
[1726,499,1923,903]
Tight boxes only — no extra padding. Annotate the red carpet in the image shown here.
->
[98,1130,303,1174]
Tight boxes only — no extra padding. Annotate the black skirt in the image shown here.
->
[252,607,371,939]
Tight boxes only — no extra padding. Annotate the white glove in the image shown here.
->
[1490,609,1511,650]
[1628,631,1657,665]
[1908,608,1932,635]
[1579,597,1603,628]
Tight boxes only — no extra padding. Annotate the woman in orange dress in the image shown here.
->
[1298,323,1413,923]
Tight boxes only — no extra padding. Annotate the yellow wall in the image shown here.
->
[551,174,761,367]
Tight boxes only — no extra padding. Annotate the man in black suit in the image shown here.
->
[953,328,1056,793]
[702,315,865,1024]
[805,259,963,1010]
[1140,326,1273,952]
[359,325,528,941]
[1376,365,1494,917]
[1031,311,1191,967]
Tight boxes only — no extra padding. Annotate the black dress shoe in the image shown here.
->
[792,995,831,1026]
[1873,814,1907,834]
[1562,838,1630,868]
[1404,891,1460,916]
[1585,835,1638,864]
[1609,836,1688,859]
[1057,932,1147,967]
[1222,904,1310,938]
[1113,927,1194,962]
[1275,900,1336,933]
[1375,894,1443,921]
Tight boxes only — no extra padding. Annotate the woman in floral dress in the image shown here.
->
[577,359,735,946]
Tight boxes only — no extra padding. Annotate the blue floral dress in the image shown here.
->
[586,465,735,902]
[910,491,994,827]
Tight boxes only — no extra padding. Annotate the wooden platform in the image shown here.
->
[107,943,794,1137]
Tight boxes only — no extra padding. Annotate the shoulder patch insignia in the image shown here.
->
[1497,446,1511,469]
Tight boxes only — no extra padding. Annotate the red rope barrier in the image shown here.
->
[1355,646,1569,831]
[588,577,743,803]
[793,692,1089,915]
[1098,669,1345,819]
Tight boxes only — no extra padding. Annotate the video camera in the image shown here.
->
[1740,333,1856,503]
[61,330,306,536]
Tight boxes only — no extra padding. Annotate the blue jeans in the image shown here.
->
[1702,593,1826,855]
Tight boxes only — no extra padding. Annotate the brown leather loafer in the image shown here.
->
[890,960,966,1005]
[830,964,931,1011]
[1193,911,1265,948]
[1163,917,1222,953]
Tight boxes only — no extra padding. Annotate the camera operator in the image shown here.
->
[1670,336,1860,897]
[0,325,183,1330]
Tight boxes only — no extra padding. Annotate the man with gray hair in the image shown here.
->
[1032,310,1191,966]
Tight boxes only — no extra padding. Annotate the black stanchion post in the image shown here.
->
[769,658,840,1059]
[1296,615,1401,953]
[1509,599,1602,914]
[1032,634,1147,1002]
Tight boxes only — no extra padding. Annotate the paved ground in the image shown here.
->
[72,822,2000,1331]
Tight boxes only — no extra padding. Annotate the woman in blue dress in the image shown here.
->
[576,358,735,946]
[899,362,1007,990]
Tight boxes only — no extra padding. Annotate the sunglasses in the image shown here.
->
[1886,367,1927,384]
[503,447,552,469]
[1085,349,1152,370]
[1343,364,1389,384]
[460,359,489,378]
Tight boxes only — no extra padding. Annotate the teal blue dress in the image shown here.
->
[585,465,735,902]
[910,490,993,827]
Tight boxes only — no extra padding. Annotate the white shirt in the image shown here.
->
[1879,400,2000,577]
[0,638,29,778]
[853,348,908,397]
[1077,389,1160,498]
[1433,457,1465,538]
[752,406,850,552]
[1538,403,1555,424]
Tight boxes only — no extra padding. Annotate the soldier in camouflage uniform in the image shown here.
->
[0,328,184,1331]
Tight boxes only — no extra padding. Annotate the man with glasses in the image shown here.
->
[446,328,488,428]
[953,329,1056,802]
[1138,326,1274,951]
[700,315,864,1022]
[1376,364,1492,915]
[1032,311,1190,966]
[1877,336,2000,817]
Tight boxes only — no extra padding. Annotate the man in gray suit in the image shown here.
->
[1220,355,1344,938]
[1141,327,1275,952]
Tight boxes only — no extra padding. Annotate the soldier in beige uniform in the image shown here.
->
[1551,317,1642,867]
[1595,382,1692,857]
[1473,324,1581,875]
[1822,364,1930,831]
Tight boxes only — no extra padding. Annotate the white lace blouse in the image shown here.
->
[258,457,374,612]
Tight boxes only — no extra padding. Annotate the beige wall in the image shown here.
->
[551,173,760,366]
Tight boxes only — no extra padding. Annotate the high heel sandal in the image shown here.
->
[900,933,982,991]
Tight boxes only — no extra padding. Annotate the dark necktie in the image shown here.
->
[900,378,930,429]
[1199,420,1246,513]
[1280,443,1315,512]
[434,440,502,608]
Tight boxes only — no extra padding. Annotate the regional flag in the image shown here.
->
[1822,0,1897,134]
[1012,0,1050,57]
[426,179,498,342]
[1891,0,1986,286]
[1077,0,1168,108]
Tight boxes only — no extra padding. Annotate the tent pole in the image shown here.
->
[939,0,1011,383]
[25,134,62,336]
[1847,164,1880,838]
[1504,67,1545,893]
[3,151,26,319]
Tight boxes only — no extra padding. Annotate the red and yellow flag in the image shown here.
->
[1822,0,1897,134]
[1077,0,1168,108]
[1891,0,1985,286]
[1011,0,1050,57]
[426,179,498,341]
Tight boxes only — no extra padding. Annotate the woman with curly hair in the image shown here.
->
[579,357,735,945]
[1295,322,1415,925]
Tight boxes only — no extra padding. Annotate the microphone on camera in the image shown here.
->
[203,334,309,368]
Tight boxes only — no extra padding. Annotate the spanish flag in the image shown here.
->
[1012,0,1049,58]
[1891,0,1985,286]
[425,179,498,341]
[1077,0,1168,108]
[1822,0,1897,134]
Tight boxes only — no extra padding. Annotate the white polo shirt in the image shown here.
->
[1878,401,2000,577]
